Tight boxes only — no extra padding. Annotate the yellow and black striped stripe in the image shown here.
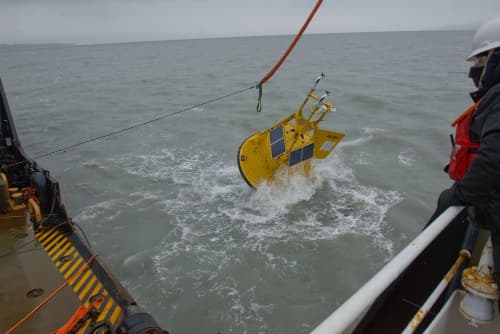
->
[35,227,123,332]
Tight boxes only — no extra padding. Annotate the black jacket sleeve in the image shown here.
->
[455,85,500,205]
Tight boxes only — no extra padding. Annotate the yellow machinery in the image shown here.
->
[238,74,345,188]
[0,172,42,223]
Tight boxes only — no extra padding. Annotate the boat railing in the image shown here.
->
[310,206,465,334]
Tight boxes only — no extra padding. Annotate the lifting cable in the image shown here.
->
[34,85,255,160]
[4,0,324,166]
[256,0,324,112]
[4,85,254,170]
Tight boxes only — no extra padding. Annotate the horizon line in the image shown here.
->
[0,28,473,48]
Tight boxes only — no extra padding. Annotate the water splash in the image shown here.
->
[96,146,402,332]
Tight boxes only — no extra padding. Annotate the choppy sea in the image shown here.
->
[0,31,474,333]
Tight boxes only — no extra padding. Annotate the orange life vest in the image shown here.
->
[448,100,482,181]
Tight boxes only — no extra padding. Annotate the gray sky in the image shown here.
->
[1,0,500,44]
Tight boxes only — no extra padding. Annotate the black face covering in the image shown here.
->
[469,49,500,102]
[469,66,484,88]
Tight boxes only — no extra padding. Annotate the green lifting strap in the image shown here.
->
[256,83,263,112]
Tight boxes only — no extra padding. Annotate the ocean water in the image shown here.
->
[0,31,474,333]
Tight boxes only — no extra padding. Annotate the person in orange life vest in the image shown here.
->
[428,17,500,290]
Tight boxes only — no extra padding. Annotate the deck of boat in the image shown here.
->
[0,198,132,333]
[0,76,167,334]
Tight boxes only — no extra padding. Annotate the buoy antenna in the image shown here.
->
[313,73,325,89]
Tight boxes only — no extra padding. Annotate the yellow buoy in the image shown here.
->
[238,75,345,188]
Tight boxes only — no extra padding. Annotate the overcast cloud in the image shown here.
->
[1,0,500,44]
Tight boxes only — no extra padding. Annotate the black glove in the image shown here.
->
[437,185,464,208]
[425,184,465,228]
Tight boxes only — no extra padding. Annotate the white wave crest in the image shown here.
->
[398,149,416,166]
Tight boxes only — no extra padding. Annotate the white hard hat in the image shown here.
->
[467,17,500,60]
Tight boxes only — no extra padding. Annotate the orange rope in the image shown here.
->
[259,0,323,84]
[5,253,99,334]
[51,296,104,334]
